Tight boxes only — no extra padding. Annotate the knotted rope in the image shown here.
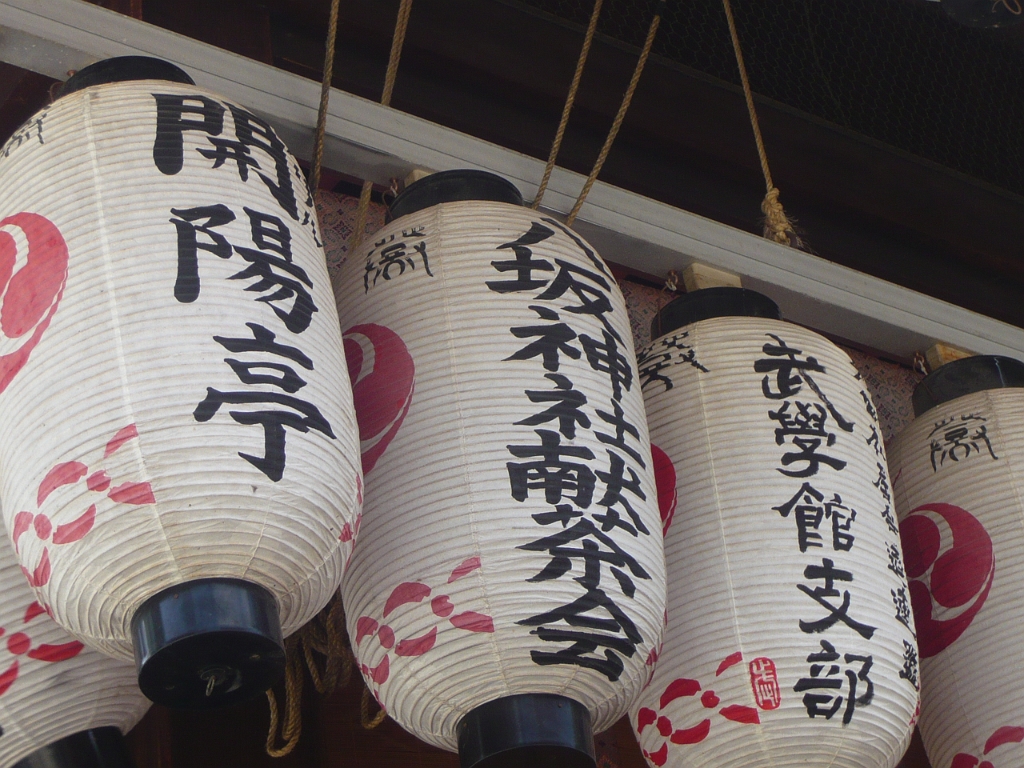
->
[721,0,799,246]
[265,593,353,757]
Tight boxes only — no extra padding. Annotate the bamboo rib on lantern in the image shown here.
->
[566,0,665,226]
[531,0,604,210]
[722,0,800,246]
[349,0,415,252]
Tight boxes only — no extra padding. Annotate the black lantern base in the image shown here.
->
[913,354,1024,416]
[131,578,285,710]
[457,694,595,768]
[13,727,133,768]
[58,56,194,98]
[652,286,781,339]
[387,169,524,222]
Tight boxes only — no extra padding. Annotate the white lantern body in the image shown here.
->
[631,297,918,768]
[0,535,149,768]
[889,357,1024,768]
[0,61,361,706]
[336,177,666,758]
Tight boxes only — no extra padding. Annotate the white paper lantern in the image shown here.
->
[335,171,666,766]
[0,531,149,768]
[0,58,361,708]
[889,356,1024,768]
[630,289,918,768]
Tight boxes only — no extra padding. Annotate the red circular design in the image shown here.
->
[900,502,994,657]
[651,443,677,535]
[343,324,415,475]
[6,632,30,656]
[0,213,68,394]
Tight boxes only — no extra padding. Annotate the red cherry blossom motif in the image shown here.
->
[12,424,156,587]
[900,503,994,657]
[637,651,762,759]
[0,213,69,394]
[951,725,1024,768]
[343,323,415,475]
[651,444,677,536]
[0,599,84,697]
[354,557,492,692]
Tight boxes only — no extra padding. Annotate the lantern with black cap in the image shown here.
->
[631,287,918,768]
[336,169,666,768]
[0,56,361,710]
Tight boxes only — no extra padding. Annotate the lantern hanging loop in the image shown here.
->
[350,0,415,252]
[361,686,387,729]
[566,0,665,226]
[721,0,800,246]
[265,637,305,758]
[531,0,604,210]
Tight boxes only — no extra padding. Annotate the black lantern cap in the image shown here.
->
[912,354,1024,416]
[652,286,781,339]
[457,694,596,768]
[13,727,134,768]
[58,56,194,98]
[131,578,285,710]
[387,169,524,222]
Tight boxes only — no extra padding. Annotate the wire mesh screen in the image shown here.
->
[517,0,1024,198]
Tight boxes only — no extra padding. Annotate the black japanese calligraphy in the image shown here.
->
[518,518,649,681]
[364,228,433,292]
[794,640,874,724]
[491,220,650,680]
[153,94,299,220]
[798,558,877,639]
[929,413,998,471]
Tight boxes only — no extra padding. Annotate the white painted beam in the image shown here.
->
[2,0,1023,362]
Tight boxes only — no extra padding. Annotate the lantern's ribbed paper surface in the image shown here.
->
[0,536,149,767]
[336,201,667,751]
[631,317,918,768]
[890,389,1024,768]
[0,81,361,659]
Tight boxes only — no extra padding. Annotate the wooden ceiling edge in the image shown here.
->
[2,0,1022,363]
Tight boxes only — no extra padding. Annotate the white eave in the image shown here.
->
[2,0,1023,361]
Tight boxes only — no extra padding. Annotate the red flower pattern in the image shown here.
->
[636,651,761,766]
[0,600,83,697]
[354,556,494,696]
[12,424,155,587]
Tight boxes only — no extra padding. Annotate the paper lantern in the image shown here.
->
[336,170,666,767]
[631,288,918,768]
[889,355,1024,768]
[0,57,361,708]
[0,533,149,768]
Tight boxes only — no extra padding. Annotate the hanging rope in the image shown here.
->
[350,0,415,253]
[265,637,305,757]
[361,686,388,729]
[308,0,342,195]
[566,0,665,226]
[299,592,352,695]
[721,0,798,246]
[531,0,604,210]
[264,593,353,756]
